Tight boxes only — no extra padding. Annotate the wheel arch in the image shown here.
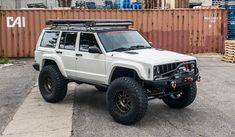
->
[41,55,67,78]
[108,65,147,84]
[107,61,151,84]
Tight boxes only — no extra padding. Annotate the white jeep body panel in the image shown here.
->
[105,49,196,83]
[34,29,197,86]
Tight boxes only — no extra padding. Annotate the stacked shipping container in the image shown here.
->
[0,9,227,57]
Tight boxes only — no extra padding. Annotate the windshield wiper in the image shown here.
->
[111,47,130,52]
[111,45,151,52]
[129,45,151,50]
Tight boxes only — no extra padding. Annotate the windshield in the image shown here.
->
[98,30,152,52]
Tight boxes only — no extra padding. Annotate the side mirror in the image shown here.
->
[148,41,153,46]
[88,46,102,54]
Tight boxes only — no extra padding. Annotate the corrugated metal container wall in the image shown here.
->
[0,9,227,57]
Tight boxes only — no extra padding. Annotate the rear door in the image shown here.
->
[56,31,78,78]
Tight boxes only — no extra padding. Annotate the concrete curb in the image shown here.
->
[0,64,13,69]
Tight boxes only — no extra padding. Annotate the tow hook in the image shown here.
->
[171,81,177,90]
[197,76,201,82]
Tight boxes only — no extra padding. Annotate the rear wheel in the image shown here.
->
[39,65,67,103]
[162,83,197,108]
[107,77,148,125]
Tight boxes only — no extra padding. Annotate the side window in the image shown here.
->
[40,31,60,48]
[59,32,77,50]
[79,33,99,52]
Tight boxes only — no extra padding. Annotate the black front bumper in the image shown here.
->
[145,61,200,88]
[144,72,199,88]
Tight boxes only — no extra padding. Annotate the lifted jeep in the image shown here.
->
[33,19,200,125]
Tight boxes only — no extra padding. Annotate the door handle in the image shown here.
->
[76,54,83,57]
[56,51,62,54]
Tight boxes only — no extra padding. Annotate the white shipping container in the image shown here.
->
[0,0,16,9]
[0,0,59,9]
[21,0,59,8]
[189,0,212,6]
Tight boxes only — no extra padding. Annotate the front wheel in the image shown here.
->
[106,77,148,125]
[162,83,197,109]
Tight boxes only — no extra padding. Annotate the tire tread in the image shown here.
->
[39,65,67,103]
[107,77,148,125]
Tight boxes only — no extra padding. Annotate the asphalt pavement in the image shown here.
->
[72,57,235,137]
[0,59,38,135]
[0,57,235,137]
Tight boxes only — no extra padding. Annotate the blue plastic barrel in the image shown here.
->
[131,2,142,9]
[227,6,235,9]
[116,0,131,9]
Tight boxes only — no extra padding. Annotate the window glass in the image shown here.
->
[98,31,151,52]
[79,33,99,52]
[59,32,77,50]
[40,31,60,48]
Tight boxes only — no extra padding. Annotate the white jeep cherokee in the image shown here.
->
[33,19,200,125]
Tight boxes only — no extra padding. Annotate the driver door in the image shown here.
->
[75,32,106,83]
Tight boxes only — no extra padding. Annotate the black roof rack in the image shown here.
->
[46,19,133,29]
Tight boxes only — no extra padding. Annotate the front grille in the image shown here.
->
[159,62,182,74]
[154,60,196,79]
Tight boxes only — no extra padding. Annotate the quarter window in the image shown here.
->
[40,31,60,48]
[59,32,77,50]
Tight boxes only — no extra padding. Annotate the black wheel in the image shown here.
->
[163,83,197,109]
[39,65,67,103]
[95,85,107,92]
[107,77,148,125]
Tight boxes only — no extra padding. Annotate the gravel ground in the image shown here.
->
[0,59,38,135]
[72,57,235,137]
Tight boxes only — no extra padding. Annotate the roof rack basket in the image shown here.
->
[46,19,133,29]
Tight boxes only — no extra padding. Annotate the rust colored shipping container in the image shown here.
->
[0,9,227,57]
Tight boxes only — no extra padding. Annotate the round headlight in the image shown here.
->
[154,66,160,74]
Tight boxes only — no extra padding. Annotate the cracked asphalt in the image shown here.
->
[72,57,235,137]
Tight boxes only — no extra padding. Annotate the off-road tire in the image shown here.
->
[39,65,67,103]
[163,83,197,109]
[106,77,148,125]
[95,85,107,92]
